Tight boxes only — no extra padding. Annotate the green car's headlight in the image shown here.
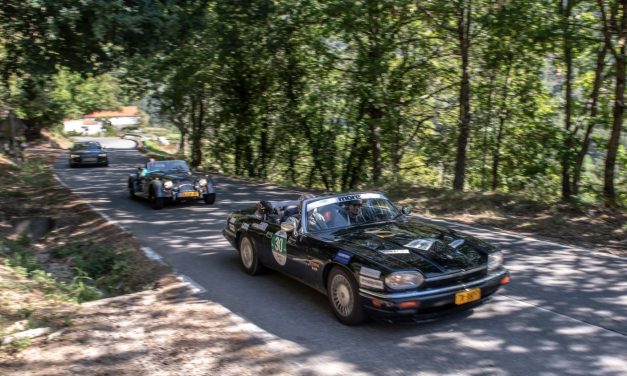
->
[163,180,173,189]
[385,271,424,290]
[70,154,80,158]
[488,251,504,271]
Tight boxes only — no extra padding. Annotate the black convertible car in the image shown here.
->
[128,159,216,209]
[223,192,510,325]
[69,141,108,167]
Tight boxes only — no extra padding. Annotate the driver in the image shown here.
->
[343,199,366,224]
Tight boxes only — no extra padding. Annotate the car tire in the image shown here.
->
[239,235,264,275]
[327,267,368,325]
[129,183,137,199]
[150,193,165,210]
[204,193,216,205]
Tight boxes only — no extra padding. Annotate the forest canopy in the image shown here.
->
[1,0,625,207]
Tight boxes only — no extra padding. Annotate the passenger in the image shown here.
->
[141,158,156,177]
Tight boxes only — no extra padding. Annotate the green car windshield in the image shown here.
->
[146,160,190,172]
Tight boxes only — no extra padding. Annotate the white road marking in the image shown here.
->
[177,274,207,294]
[140,246,165,264]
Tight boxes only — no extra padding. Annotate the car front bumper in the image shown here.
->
[359,268,510,323]
[70,155,108,165]
[163,187,215,201]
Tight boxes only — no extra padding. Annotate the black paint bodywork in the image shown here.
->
[223,193,510,323]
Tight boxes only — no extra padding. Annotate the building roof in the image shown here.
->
[83,106,140,118]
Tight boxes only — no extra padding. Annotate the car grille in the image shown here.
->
[177,183,195,192]
[423,267,487,289]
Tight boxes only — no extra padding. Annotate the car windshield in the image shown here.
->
[304,193,401,232]
[146,160,190,172]
[73,143,101,151]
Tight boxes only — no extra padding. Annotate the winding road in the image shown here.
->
[53,138,627,376]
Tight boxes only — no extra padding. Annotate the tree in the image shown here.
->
[598,0,626,206]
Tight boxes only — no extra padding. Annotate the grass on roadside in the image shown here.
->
[0,146,169,355]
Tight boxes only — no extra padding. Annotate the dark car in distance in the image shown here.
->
[223,192,510,325]
[69,141,108,167]
[128,159,216,210]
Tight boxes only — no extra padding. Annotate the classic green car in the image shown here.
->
[128,159,216,209]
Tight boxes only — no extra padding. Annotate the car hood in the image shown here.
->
[71,150,103,155]
[152,172,197,182]
[319,219,491,276]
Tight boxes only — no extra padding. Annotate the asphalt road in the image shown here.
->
[54,139,627,376]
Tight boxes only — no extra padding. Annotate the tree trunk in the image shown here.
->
[368,105,384,184]
[560,0,574,201]
[190,94,206,168]
[453,0,472,191]
[573,44,607,195]
[598,0,626,207]
[604,49,625,206]
[491,64,511,191]
[481,72,495,191]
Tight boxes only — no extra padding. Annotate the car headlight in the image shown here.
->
[487,251,504,271]
[98,153,107,157]
[198,178,207,186]
[163,180,173,189]
[70,154,80,158]
[385,271,424,290]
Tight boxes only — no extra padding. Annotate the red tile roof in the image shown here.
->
[83,106,140,118]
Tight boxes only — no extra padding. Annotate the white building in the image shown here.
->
[82,106,141,129]
[62,119,103,135]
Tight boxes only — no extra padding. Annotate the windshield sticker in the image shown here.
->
[404,238,436,251]
[359,276,384,290]
[360,266,381,279]
[241,223,250,231]
[307,193,385,210]
[252,222,268,231]
[338,194,362,202]
[449,239,465,249]
[271,232,288,266]
[334,251,353,264]
[380,249,410,255]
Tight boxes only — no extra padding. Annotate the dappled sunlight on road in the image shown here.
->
[50,148,627,376]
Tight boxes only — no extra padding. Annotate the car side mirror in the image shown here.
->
[401,205,412,215]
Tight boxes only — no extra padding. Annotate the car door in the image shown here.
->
[282,234,325,288]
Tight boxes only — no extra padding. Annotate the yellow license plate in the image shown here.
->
[455,288,481,305]
[180,191,199,198]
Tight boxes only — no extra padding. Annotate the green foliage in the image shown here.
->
[2,0,624,207]
[51,241,163,295]
[9,338,31,352]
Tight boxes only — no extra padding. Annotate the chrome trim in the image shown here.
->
[425,266,486,282]
[360,269,508,300]
[178,183,194,191]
